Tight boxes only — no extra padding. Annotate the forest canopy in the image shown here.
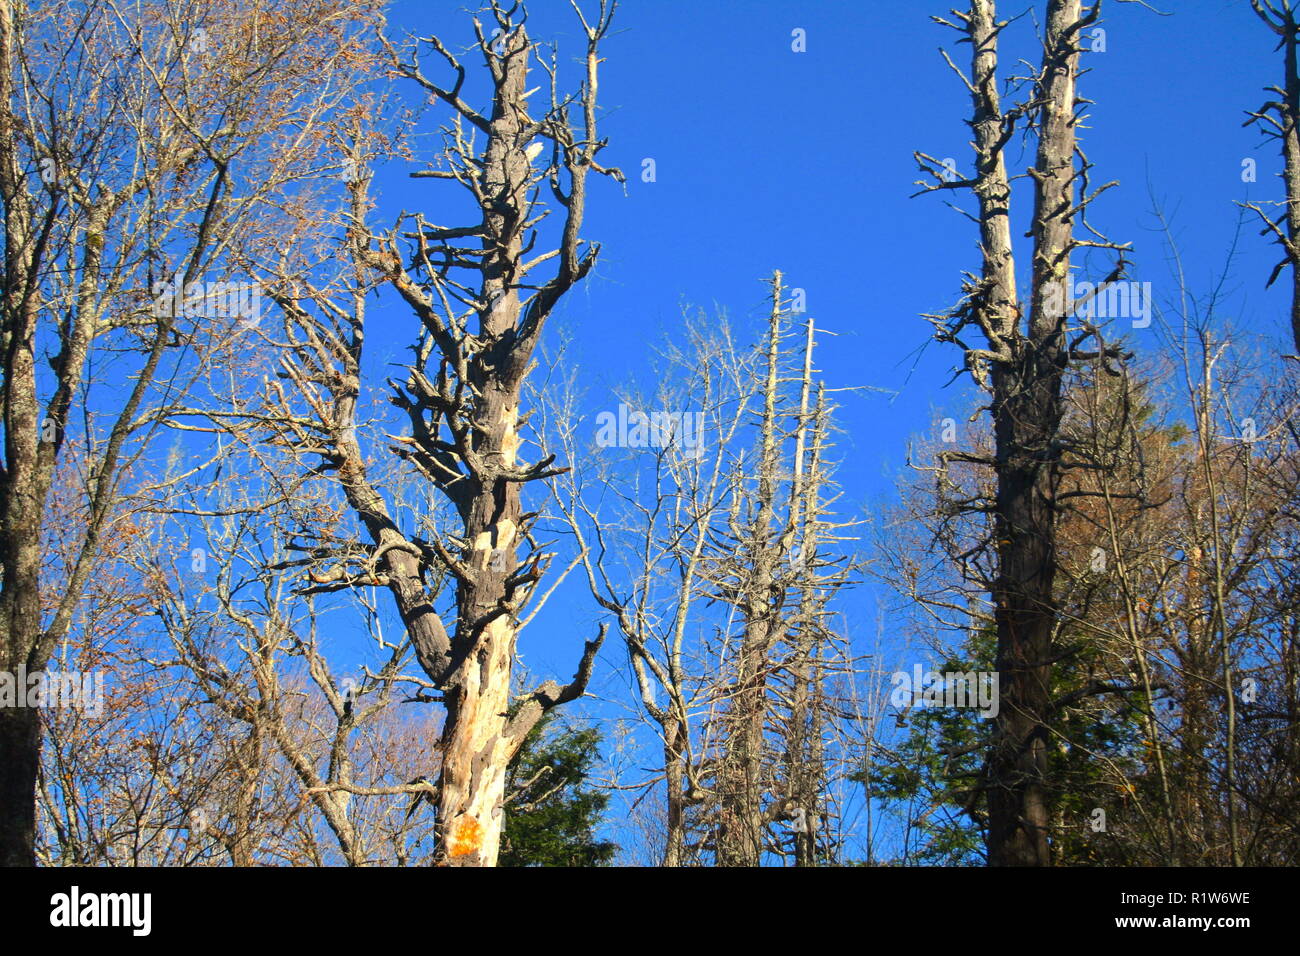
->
[0,0,1296,876]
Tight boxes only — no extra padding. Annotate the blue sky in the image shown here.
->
[359,0,1288,860]
[376,0,1285,505]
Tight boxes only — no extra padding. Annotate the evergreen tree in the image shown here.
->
[861,627,1143,866]
[499,715,618,867]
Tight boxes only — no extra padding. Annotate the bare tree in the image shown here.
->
[139,478,444,867]
[551,308,757,866]
[0,0,377,866]
[1245,0,1300,355]
[33,381,444,866]
[552,275,860,866]
[254,0,621,866]
[915,0,1133,865]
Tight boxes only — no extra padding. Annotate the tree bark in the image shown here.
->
[921,0,1113,866]
[986,0,1084,868]
[716,276,787,867]
[0,705,39,865]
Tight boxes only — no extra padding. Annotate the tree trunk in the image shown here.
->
[0,0,44,861]
[986,0,1082,867]
[662,717,687,867]
[0,705,39,865]
[1246,4,1300,353]
[1277,12,1300,354]
[716,277,786,867]
[924,0,1104,867]
[437,401,524,866]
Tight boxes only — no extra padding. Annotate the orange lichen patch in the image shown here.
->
[449,815,483,858]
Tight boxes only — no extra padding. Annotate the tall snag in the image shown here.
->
[712,276,790,866]
[706,275,855,865]
[264,0,620,866]
[1244,0,1300,355]
[916,0,1130,865]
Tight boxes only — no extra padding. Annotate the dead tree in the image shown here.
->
[1244,0,1300,355]
[915,0,1131,865]
[772,379,846,867]
[553,275,857,865]
[707,278,856,866]
[261,1,621,866]
[710,276,792,866]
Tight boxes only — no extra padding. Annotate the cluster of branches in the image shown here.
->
[549,275,870,866]
[885,0,1300,866]
[4,0,625,868]
[0,0,391,866]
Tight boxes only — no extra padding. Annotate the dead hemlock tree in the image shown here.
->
[0,0,376,866]
[914,0,1136,865]
[707,281,796,867]
[260,0,621,866]
[552,275,858,866]
[773,378,851,868]
[733,309,858,868]
[1244,0,1300,356]
[704,274,857,867]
